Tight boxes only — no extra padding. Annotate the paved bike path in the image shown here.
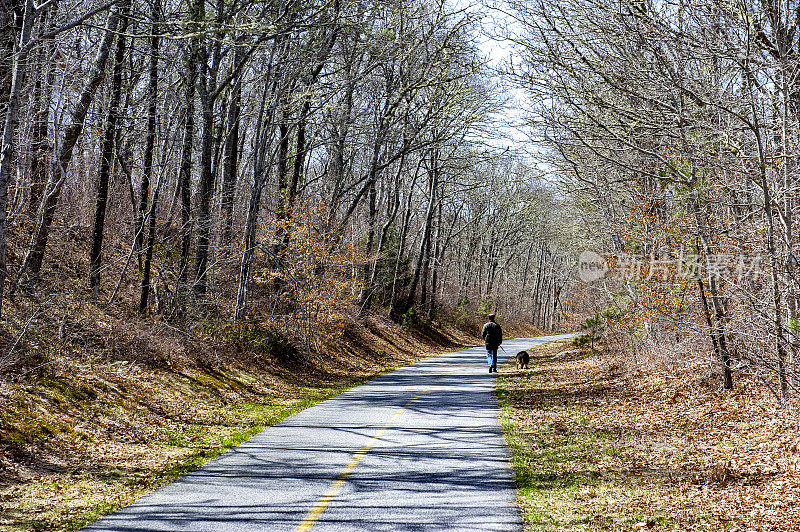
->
[85,334,573,531]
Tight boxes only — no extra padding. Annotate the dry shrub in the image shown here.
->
[249,202,367,350]
[104,321,194,369]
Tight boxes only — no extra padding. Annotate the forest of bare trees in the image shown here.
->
[0,0,576,366]
[506,0,800,397]
[11,0,794,396]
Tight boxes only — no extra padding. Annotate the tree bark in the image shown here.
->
[357,172,378,317]
[175,0,203,308]
[388,161,420,321]
[0,0,34,315]
[0,0,21,120]
[137,0,162,316]
[88,0,130,292]
[272,104,290,298]
[428,200,443,314]
[236,79,274,320]
[406,149,439,312]
[532,243,546,327]
[235,32,282,320]
[193,0,226,297]
[220,36,243,244]
[18,3,121,291]
[28,9,55,221]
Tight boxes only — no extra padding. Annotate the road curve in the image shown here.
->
[84,334,573,531]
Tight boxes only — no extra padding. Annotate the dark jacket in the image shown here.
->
[481,321,503,348]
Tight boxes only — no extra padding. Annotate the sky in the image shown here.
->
[453,0,537,151]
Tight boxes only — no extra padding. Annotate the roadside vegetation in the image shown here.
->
[509,0,800,398]
[15,0,800,528]
[497,339,800,531]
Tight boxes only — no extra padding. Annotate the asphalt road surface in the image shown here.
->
[85,334,573,531]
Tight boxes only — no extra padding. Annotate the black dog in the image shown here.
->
[516,350,530,370]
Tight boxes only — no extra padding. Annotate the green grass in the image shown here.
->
[496,372,593,529]
[3,335,452,531]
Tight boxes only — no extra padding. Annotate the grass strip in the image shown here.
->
[56,392,346,531]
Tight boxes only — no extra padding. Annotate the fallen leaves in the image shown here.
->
[497,340,800,531]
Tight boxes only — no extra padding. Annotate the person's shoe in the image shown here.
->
[489,367,493,373]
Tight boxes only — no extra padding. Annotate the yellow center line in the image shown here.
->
[294,391,428,532]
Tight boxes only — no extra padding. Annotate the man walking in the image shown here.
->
[481,313,503,373]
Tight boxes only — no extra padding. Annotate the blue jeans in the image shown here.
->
[486,347,498,369]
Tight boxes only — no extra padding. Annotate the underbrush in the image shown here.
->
[0,265,483,531]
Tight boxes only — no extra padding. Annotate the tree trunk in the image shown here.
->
[193,0,225,297]
[289,102,307,207]
[778,61,799,373]
[137,0,161,316]
[688,192,732,389]
[364,156,403,312]
[134,0,161,267]
[520,243,534,310]
[220,36,243,244]
[406,150,439,312]
[89,1,130,292]
[357,169,378,317]
[532,243,546,326]
[428,200,443,314]
[759,166,789,397]
[28,10,55,221]
[235,83,273,321]
[175,0,203,307]
[0,0,36,314]
[0,0,21,120]
[419,220,432,313]
[236,176,266,320]
[272,105,290,297]
[327,71,354,221]
[388,162,419,320]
